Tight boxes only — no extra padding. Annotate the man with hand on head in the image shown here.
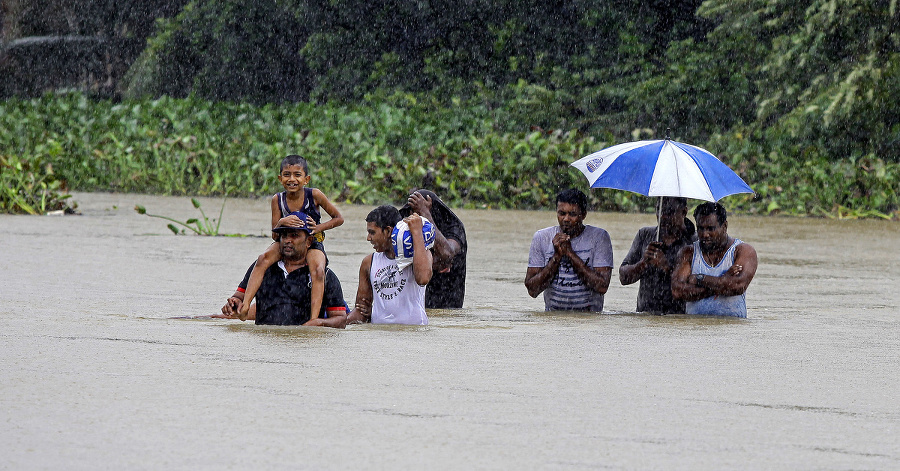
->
[400,189,467,308]
[672,202,758,318]
[347,205,433,325]
[221,212,349,327]
[525,188,613,311]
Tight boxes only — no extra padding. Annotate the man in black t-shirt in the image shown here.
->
[400,189,467,308]
[619,197,697,314]
[221,214,348,326]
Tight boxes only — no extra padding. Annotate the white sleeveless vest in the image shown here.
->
[686,239,747,318]
[369,252,428,325]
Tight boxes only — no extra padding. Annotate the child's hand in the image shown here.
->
[305,216,318,234]
[236,301,251,321]
[278,215,305,228]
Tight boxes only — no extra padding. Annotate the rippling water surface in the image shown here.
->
[2,193,898,469]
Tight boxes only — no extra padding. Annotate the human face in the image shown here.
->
[366,221,393,253]
[696,213,728,252]
[279,230,310,260]
[278,164,310,194]
[556,202,585,236]
[657,201,687,238]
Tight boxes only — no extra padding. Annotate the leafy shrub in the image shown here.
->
[0,153,75,214]
[1,92,897,219]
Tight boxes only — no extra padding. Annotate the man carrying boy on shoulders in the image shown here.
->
[347,205,433,325]
[525,188,613,311]
[221,213,348,327]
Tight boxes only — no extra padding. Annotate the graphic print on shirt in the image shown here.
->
[373,262,407,301]
[550,248,593,307]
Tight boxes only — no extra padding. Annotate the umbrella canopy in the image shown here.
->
[571,139,753,202]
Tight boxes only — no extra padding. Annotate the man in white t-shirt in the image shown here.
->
[347,205,433,325]
[525,188,613,311]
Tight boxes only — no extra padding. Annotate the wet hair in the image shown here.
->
[657,197,688,215]
[366,205,402,230]
[556,188,588,215]
[693,202,727,225]
[280,155,309,174]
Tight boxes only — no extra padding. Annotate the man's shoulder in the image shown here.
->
[633,226,657,240]
[533,226,560,238]
[734,239,757,255]
[582,225,611,239]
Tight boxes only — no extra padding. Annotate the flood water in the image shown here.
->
[2,192,899,469]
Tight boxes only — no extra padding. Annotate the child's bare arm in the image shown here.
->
[270,196,282,240]
[237,243,282,320]
[310,189,344,234]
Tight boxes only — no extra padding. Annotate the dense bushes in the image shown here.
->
[1,92,897,218]
[0,153,74,215]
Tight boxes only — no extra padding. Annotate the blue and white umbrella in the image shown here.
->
[571,139,753,202]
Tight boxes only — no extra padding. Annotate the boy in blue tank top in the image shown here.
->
[237,155,344,321]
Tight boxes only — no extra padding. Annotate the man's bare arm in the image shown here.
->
[672,246,715,301]
[693,244,758,297]
[347,255,374,324]
[406,214,434,286]
[525,259,561,298]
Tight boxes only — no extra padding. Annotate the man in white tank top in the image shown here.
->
[672,202,758,318]
[347,205,433,325]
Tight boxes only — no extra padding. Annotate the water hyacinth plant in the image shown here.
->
[0,154,76,215]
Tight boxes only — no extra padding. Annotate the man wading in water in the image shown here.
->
[672,202,758,318]
[347,205,433,325]
[220,213,349,326]
[525,188,613,311]
[400,189,467,308]
[619,197,697,314]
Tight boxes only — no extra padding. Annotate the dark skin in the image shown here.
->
[671,213,758,301]
[347,215,433,324]
[220,229,347,327]
[405,191,461,272]
[619,200,688,285]
[524,202,612,299]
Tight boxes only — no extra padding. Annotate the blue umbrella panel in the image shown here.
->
[571,140,753,202]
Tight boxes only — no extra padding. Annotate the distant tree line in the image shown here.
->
[3,0,899,166]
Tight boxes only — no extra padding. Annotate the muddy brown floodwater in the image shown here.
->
[2,192,899,469]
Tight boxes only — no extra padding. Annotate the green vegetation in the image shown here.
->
[2,1,899,219]
[0,153,75,215]
[135,197,227,235]
[1,92,897,219]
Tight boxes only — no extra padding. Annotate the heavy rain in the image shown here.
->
[2,1,899,468]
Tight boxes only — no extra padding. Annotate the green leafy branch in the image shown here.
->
[134,197,226,235]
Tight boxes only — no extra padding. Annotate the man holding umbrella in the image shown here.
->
[619,197,696,314]
[570,134,757,316]
[525,188,613,311]
[671,202,758,317]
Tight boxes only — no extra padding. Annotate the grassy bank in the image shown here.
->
[1,93,897,219]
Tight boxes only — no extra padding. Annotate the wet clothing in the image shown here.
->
[369,252,428,325]
[400,189,467,309]
[277,188,321,224]
[620,221,697,313]
[686,239,747,318]
[245,261,348,325]
[528,225,614,311]
[276,188,325,244]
